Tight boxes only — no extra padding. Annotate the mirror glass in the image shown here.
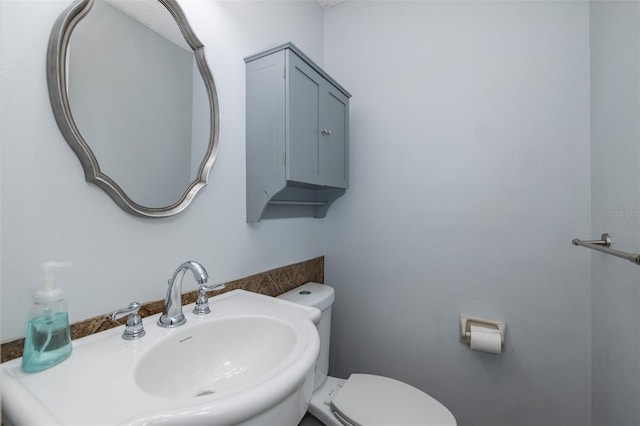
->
[48,0,219,217]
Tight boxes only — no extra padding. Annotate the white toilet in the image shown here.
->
[278,282,456,426]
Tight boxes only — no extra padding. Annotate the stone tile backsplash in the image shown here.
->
[1,257,324,363]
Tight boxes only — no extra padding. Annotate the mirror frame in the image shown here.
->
[47,0,220,218]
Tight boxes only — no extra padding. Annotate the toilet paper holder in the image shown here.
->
[459,314,506,352]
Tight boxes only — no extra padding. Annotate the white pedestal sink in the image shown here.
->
[1,290,321,425]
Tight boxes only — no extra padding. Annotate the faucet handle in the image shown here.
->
[193,283,226,315]
[112,302,146,340]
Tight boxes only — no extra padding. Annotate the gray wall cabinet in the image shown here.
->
[245,43,351,223]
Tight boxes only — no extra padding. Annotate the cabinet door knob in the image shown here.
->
[320,128,332,136]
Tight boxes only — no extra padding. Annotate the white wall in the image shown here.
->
[323,2,592,425]
[590,2,640,425]
[0,0,325,341]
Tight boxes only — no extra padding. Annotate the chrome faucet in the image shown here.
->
[158,261,209,328]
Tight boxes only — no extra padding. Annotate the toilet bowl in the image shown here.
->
[278,283,456,426]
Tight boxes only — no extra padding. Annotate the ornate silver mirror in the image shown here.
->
[47,0,219,217]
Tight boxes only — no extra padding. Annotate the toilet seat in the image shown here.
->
[310,374,456,426]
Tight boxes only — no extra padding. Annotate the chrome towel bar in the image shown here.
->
[572,233,640,266]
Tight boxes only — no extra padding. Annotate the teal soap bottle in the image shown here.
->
[22,261,73,373]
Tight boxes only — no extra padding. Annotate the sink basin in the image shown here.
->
[1,290,320,425]
[135,316,297,399]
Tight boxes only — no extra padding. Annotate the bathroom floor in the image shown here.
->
[298,413,324,426]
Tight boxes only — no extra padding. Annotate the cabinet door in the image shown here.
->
[287,51,323,186]
[320,84,349,188]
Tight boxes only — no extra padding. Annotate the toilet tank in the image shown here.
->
[278,282,335,390]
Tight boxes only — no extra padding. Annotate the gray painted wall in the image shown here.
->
[590,2,640,425]
[0,0,325,341]
[323,2,592,425]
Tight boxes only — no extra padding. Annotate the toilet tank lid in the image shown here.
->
[277,282,335,311]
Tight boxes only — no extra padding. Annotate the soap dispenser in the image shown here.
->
[21,261,73,373]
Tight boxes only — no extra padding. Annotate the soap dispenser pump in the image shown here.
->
[21,261,73,373]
